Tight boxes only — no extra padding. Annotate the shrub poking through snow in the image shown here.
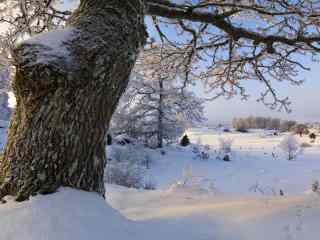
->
[223,154,231,162]
[309,133,316,143]
[218,138,233,154]
[193,144,210,160]
[105,161,145,189]
[218,138,233,161]
[110,144,151,168]
[279,135,301,160]
[311,180,319,193]
[180,134,190,147]
[182,165,193,185]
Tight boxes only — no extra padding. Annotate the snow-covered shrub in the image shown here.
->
[192,144,210,160]
[105,161,145,189]
[218,138,233,154]
[110,144,151,168]
[168,166,218,195]
[106,144,153,188]
[192,145,200,154]
[217,138,233,161]
[279,135,301,160]
[180,134,190,147]
[182,165,193,185]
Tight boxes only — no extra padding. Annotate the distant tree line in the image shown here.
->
[232,116,297,132]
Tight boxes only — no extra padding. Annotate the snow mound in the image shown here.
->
[0,188,138,240]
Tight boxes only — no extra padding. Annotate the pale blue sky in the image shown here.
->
[202,60,320,124]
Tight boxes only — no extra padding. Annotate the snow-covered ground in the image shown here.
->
[1,127,320,240]
[147,127,320,195]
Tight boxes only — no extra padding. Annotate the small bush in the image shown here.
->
[180,134,190,147]
[223,154,231,162]
[193,145,210,160]
[105,161,145,188]
[279,135,301,160]
[311,180,319,193]
[309,133,316,143]
[110,144,151,167]
[218,138,233,154]
[106,144,154,189]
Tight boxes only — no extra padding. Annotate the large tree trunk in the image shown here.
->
[0,0,146,201]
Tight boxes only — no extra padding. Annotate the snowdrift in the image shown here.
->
[0,188,137,240]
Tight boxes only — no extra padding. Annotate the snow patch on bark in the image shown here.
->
[20,28,77,66]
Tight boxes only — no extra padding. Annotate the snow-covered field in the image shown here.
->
[148,127,320,195]
[1,127,320,240]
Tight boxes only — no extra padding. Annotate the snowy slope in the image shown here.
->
[1,186,319,240]
[0,188,140,240]
[106,184,320,240]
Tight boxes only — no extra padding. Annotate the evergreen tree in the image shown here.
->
[180,135,190,147]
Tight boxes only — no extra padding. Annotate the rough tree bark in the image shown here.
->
[0,0,146,201]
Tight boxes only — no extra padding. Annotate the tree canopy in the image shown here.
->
[0,0,320,109]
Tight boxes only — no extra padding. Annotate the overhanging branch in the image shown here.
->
[145,0,320,48]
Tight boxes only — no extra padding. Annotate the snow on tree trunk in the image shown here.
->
[0,0,146,201]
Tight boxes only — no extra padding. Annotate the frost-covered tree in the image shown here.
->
[112,45,204,148]
[279,135,300,160]
[1,0,320,201]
